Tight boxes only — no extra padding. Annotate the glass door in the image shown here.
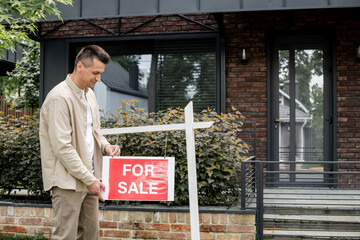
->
[269,35,334,186]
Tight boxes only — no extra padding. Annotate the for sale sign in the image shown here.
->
[101,157,175,201]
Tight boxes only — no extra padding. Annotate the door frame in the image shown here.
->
[266,31,337,187]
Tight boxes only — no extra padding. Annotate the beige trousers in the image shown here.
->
[51,187,99,240]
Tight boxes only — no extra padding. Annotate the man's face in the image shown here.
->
[77,58,106,89]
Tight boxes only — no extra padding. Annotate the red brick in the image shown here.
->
[134,230,157,239]
[100,221,117,228]
[214,233,241,240]
[242,234,256,240]
[200,224,226,232]
[119,222,144,230]
[145,223,170,231]
[0,217,16,224]
[28,226,53,235]
[43,219,56,226]
[0,233,16,236]
[169,212,177,223]
[200,232,213,240]
[19,218,42,225]
[103,229,130,238]
[159,232,187,239]
[228,225,256,233]
[171,224,191,232]
[4,225,27,233]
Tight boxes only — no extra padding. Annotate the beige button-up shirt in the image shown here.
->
[40,75,110,192]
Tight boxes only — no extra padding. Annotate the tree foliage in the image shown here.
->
[0,0,72,56]
[5,40,40,109]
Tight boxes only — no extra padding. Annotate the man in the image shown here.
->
[39,45,120,240]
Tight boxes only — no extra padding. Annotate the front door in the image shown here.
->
[269,34,335,186]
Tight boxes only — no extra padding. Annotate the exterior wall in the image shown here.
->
[223,8,360,166]
[39,8,360,165]
[0,204,255,239]
[40,14,218,39]
[93,82,148,115]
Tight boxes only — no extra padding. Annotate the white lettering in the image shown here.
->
[117,182,159,194]
[118,182,127,194]
[149,182,158,194]
[132,164,143,176]
[123,164,155,176]
[139,182,148,194]
[123,164,132,176]
[128,182,139,194]
[145,165,155,176]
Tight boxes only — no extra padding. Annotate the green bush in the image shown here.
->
[0,100,248,206]
[0,111,46,198]
[0,235,47,240]
[101,100,248,206]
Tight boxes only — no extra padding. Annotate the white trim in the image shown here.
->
[97,121,214,135]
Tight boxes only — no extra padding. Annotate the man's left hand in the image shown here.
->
[104,144,121,157]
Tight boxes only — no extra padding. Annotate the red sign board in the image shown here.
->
[102,157,175,201]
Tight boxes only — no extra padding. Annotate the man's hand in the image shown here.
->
[87,179,106,202]
[104,144,121,157]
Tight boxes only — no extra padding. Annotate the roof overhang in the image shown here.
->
[1,44,28,66]
[45,0,360,21]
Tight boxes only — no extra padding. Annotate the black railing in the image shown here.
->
[241,158,360,240]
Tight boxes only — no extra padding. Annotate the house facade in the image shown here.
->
[93,60,148,115]
[0,44,27,75]
[38,2,360,187]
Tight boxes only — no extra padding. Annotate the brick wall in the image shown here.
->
[0,204,255,239]
[40,14,218,39]
[39,8,360,164]
[222,8,360,163]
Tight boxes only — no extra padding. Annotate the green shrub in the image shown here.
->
[0,111,46,198]
[0,235,47,240]
[0,100,248,206]
[101,100,249,206]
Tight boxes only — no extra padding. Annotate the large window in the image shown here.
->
[95,38,217,113]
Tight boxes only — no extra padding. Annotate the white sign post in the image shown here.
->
[97,101,213,240]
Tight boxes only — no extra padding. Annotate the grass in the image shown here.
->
[0,235,48,240]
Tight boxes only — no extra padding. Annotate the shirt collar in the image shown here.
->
[65,75,89,98]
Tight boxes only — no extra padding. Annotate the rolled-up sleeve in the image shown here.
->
[48,97,96,187]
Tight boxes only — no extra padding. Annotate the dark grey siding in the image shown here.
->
[46,0,360,21]
[40,40,69,104]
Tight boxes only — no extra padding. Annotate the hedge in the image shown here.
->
[0,111,44,198]
[0,235,47,240]
[0,100,248,206]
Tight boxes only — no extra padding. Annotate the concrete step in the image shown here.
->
[264,213,360,231]
[264,207,360,216]
[264,214,360,223]
[263,189,360,210]
[260,188,360,239]
[263,211,360,239]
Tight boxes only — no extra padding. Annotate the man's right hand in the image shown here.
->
[87,179,106,202]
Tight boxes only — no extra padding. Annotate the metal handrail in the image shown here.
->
[241,159,360,240]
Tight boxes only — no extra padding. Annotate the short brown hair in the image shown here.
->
[75,45,110,68]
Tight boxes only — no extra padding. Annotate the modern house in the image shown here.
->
[35,1,360,238]
[0,44,27,75]
[93,60,148,115]
[278,88,313,171]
